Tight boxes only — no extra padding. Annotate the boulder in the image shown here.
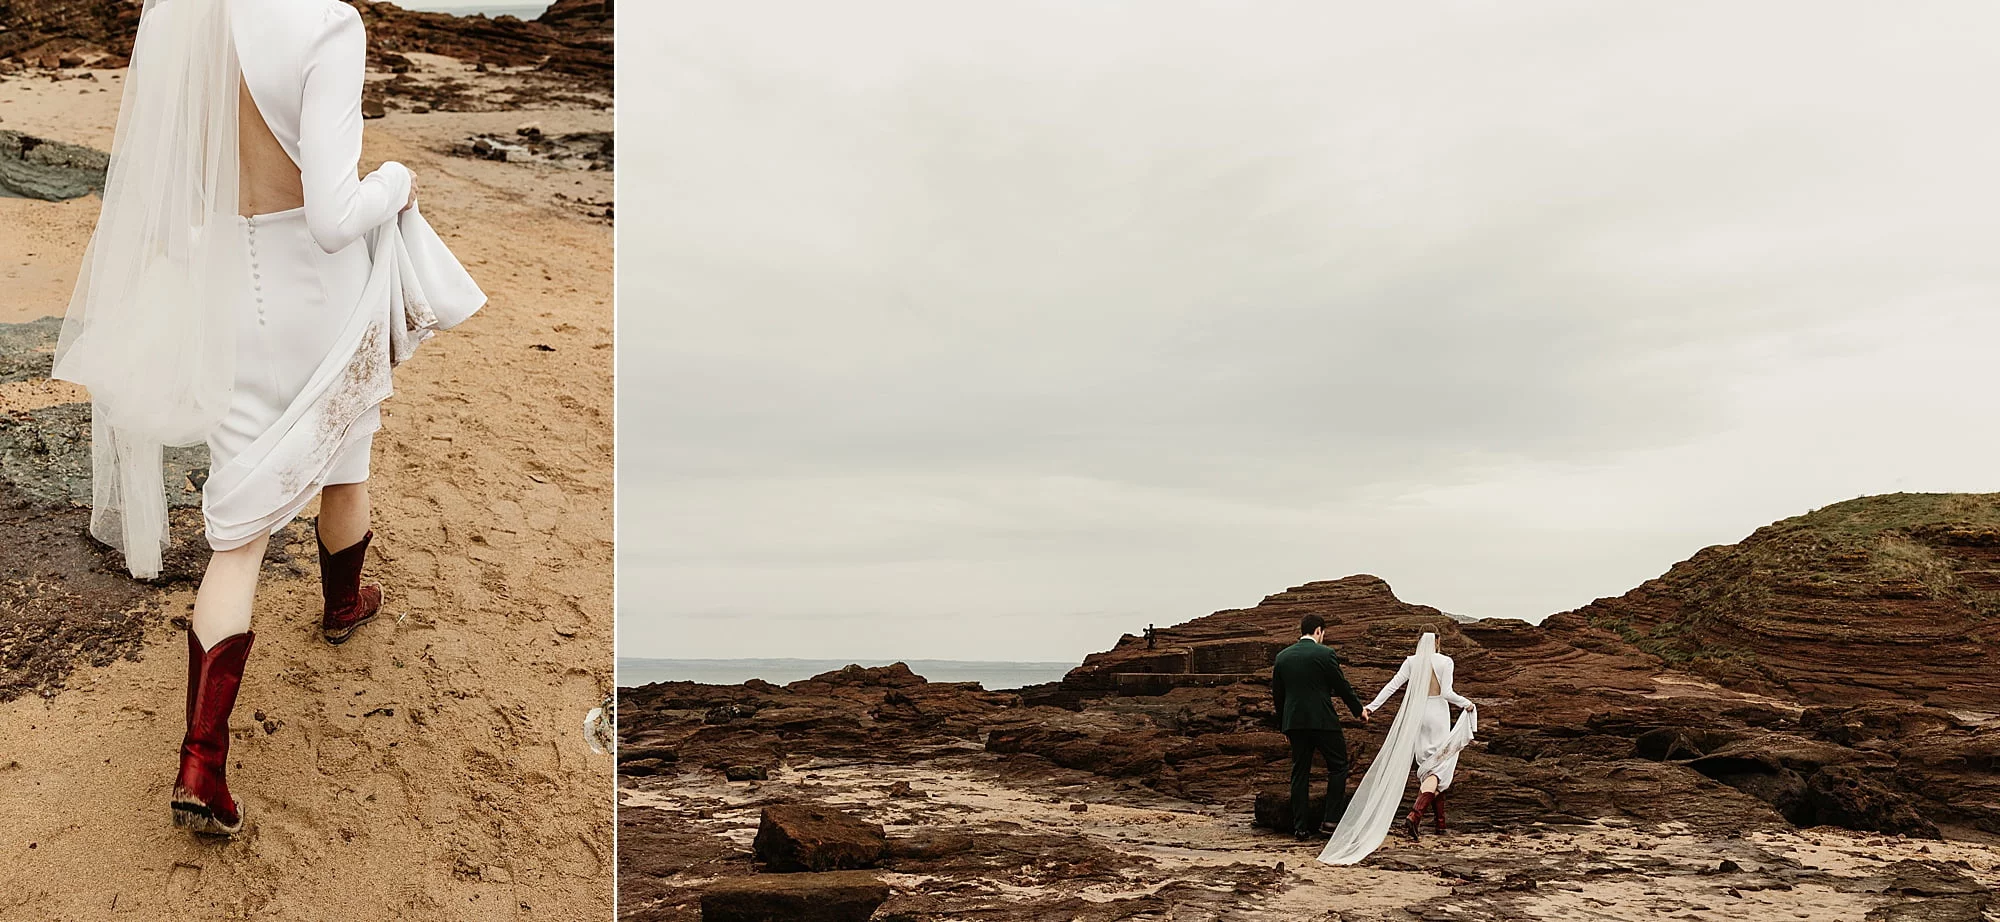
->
[1252,788,1327,834]
[699,872,890,922]
[753,804,887,872]
[0,129,107,200]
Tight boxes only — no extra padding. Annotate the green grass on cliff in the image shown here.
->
[1786,492,2000,538]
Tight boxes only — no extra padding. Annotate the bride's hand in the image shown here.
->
[1361,708,1373,723]
[402,177,418,212]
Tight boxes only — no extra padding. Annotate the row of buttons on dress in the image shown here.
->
[247,215,265,325]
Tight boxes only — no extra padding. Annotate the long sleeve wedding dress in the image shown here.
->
[203,0,413,551]
[1364,650,1476,789]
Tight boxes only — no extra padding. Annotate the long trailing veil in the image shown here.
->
[1317,632,1477,866]
[51,0,243,579]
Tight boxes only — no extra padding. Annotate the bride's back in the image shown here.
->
[238,80,303,215]
[1413,652,1450,696]
[230,0,351,214]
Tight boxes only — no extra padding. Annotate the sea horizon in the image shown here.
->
[618,657,1076,691]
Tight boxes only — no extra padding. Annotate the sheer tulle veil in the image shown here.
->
[52,0,243,579]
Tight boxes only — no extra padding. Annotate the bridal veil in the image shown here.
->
[52,0,243,579]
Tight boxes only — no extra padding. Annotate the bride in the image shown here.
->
[1318,632,1477,864]
[53,0,479,836]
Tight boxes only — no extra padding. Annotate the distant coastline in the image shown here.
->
[618,657,1075,691]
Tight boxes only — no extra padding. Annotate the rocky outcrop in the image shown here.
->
[696,872,889,922]
[0,0,138,63]
[1035,574,1653,709]
[1554,493,2000,710]
[1252,788,1327,833]
[618,663,1020,781]
[621,494,2000,920]
[350,0,610,86]
[751,805,887,873]
[0,130,107,201]
[453,126,612,170]
[624,496,2000,846]
[2,1,610,89]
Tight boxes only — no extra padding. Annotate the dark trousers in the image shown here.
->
[1286,728,1350,834]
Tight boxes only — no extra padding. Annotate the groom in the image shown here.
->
[1271,614,1366,840]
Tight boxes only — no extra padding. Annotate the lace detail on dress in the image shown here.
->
[277,320,387,498]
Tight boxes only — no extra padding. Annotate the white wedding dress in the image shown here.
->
[204,0,411,551]
[54,0,478,579]
[1318,633,1478,865]
[1365,649,1475,789]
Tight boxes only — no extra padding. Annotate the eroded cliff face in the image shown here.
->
[1555,493,2000,710]
[619,495,2000,920]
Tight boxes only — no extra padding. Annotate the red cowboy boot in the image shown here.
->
[319,529,382,644]
[1405,791,1436,842]
[1431,788,1448,833]
[172,630,254,836]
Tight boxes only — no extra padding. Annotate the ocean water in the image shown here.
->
[618,658,1074,691]
[396,2,552,18]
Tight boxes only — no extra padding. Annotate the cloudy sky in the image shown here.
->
[617,1,2000,663]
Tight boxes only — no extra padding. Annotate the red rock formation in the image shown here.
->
[621,493,2000,874]
[752,804,889,873]
[0,0,139,62]
[1,1,610,87]
[349,0,610,85]
[697,871,890,922]
[1554,493,2000,710]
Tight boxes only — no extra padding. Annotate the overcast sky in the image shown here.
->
[617,1,2000,663]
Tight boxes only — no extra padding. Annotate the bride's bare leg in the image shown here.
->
[318,481,370,552]
[1420,774,1439,794]
[191,536,270,647]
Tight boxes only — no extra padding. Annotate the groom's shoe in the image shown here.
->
[319,529,382,645]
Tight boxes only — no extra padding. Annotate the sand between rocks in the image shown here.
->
[622,757,2000,922]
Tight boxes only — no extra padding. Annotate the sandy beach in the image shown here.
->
[0,57,614,922]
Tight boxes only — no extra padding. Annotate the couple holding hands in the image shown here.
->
[1271,616,1479,864]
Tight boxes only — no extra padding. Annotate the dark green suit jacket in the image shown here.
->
[1271,638,1364,732]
